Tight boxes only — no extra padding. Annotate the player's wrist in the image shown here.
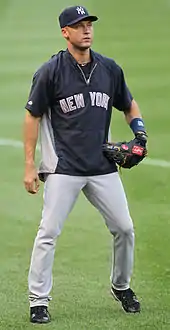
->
[129,118,147,146]
[129,118,146,134]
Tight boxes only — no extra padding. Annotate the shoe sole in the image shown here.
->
[30,319,51,324]
[110,287,140,314]
[110,287,120,302]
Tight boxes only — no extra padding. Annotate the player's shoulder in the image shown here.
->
[46,50,64,67]
[92,50,122,74]
[33,51,64,79]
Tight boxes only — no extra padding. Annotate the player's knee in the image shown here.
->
[122,223,134,235]
[111,221,134,237]
[38,222,62,242]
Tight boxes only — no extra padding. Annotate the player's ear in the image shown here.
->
[61,27,69,40]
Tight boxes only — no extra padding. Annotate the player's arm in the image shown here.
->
[113,65,147,142]
[23,111,40,194]
[124,99,142,124]
[23,63,50,194]
[124,99,146,133]
[123,99,147,146]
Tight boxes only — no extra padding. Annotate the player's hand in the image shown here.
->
[24,163,40,194]
[135,131,148,147]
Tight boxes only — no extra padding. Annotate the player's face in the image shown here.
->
[62,20,94,50]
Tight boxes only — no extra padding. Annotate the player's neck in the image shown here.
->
[67,45,91,65]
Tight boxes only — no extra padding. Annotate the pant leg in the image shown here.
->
[83,172,134,290]
[28,174,87,307]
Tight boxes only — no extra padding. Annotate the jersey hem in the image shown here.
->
[54,168,118,176]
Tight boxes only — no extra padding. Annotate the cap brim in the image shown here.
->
[67,15,98,27]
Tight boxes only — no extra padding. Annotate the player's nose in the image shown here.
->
[83,25,91,33]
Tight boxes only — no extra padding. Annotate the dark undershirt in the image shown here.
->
[80,62,92,79]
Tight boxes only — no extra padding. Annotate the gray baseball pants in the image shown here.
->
[28,172,134,307]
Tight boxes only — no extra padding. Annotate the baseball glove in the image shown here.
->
[103,132,147,169]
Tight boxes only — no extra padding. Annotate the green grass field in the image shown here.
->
[0,0,170,329]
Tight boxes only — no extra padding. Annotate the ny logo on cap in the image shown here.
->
[76,6,85,15]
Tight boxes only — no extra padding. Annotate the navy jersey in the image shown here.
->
[25,49,133,178]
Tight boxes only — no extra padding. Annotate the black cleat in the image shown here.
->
[30,305,51,323]
[111,287,141,313]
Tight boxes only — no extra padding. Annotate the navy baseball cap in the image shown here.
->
[59,6,98,28]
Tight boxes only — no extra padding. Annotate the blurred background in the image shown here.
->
[0,1,170,329]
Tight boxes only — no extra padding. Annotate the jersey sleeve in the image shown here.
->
[25,63,51,117]
[112,65,133,111]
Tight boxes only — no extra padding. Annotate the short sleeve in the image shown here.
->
[113,65,133,111]
[25,63,51,117]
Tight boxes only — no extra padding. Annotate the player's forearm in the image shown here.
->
[23,111,40,165]
[124,99,146,135]
[124,99,142,124]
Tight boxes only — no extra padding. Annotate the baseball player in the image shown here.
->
[23,5,147,324]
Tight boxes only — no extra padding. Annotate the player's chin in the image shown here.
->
[79,41,92,50]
